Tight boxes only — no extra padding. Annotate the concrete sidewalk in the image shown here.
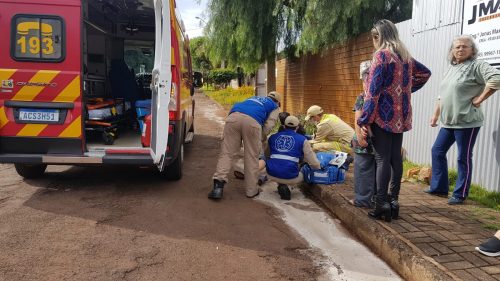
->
[309,171,500,281]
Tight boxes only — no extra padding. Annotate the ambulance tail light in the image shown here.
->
[168,82,179,120]
[168,82,177,111]
[169,110,177,120]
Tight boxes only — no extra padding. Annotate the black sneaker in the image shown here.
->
[475,236,500,257]
[277,184,291,200]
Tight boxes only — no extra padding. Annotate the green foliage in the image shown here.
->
[268,113,316,135]
[208,68,238,87]
[190,37,213,75]
[206,0,279,72]
[448,169,458,187]
[469,207,500,230]
[297,114,316,135]
[206,86,255,108]
[449,168,499,210]
[468,184,500,211]
[297,0,413,53]
[484,223,500,231]
[205,0,413,71]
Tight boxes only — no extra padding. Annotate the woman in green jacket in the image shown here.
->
[427,35,500,204]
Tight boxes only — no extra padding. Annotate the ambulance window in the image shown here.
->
[11,15,65,62]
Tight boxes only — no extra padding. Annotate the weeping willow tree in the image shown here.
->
[204,0,412,91]
[190,37,213,77]
[297,0,412,52]
[204,0,292,91]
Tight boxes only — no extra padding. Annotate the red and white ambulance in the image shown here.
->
[0,0,201,179]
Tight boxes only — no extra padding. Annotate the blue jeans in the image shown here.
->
[430,127,480,200]
[354,153,376,207]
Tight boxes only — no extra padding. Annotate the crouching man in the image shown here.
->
[305,105,354,154]
[208,92,281,200]
[266,116,321,200]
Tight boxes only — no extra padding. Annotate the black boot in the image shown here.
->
[208,179,225,200]
[277,184,291,200]
[389,195,400,220]
[369,201,392,222]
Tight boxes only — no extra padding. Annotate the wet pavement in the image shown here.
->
[255,181,400,281]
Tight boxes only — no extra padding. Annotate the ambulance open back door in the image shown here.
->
[0,0,194,179]
[151,0,171,170]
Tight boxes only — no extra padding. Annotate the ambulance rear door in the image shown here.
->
[150,0,172,170]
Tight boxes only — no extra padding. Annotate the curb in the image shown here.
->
[309,184,461,281]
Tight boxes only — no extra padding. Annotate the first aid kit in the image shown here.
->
[301,152,349,184]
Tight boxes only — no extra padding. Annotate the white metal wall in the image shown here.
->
[412,0,463,33]
[255,64,267,97]
[398,0,500,192]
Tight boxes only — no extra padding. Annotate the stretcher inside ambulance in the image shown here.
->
[0,0,202,180]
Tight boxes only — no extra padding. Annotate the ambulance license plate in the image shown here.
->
[19,109,59,123]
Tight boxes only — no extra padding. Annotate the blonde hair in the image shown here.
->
[372,19,411,61]
[448,35,479,64]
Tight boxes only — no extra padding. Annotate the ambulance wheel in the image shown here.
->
[15,164,47,179]
[162,143,183,181]
[103,131,115,145]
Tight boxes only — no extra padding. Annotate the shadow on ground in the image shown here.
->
[22,133,311,261]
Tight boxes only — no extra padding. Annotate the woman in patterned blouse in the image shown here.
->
[357,19,432,222]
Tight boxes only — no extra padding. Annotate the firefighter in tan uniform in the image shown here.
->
[208,92,281,200]
[305,105,354,154]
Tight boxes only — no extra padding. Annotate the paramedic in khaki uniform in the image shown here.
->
[208,92,281,200]
[305,105,355,154]
[266,116,321,200]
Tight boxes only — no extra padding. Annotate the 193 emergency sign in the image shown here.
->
[11,15,64,62]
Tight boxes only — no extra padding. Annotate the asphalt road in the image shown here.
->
[0,93,399,281]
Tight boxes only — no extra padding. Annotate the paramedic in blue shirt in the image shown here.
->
[265,116,321,200]
[208,92,281,200]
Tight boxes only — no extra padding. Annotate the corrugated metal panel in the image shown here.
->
[427,0,441,30]
[412,0,442,33]
[411,0,425,33]
[398,8,500,192]
[439,0,462,26]
[412,0,462,33]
